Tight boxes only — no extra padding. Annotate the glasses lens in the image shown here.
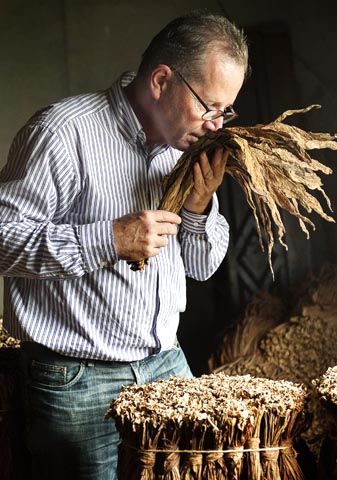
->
[202,110,223,121]
[202,110,237,124]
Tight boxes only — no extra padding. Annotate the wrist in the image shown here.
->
[183,199,212,215]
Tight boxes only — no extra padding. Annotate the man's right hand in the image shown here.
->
[113,210,181,262]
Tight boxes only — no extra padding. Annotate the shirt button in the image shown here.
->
[100,260,107,268]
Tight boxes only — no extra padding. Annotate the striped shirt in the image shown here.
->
[0,72,229,361]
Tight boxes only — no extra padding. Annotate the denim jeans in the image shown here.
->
[20,341,193,480]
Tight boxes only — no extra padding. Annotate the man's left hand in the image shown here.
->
[183,147,229,214]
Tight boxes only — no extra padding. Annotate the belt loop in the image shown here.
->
[131,361,141,384]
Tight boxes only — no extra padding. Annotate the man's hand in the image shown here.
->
[183,147,229,214]
[113,210,181,262]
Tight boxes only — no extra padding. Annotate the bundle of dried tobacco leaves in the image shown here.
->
[131,105,337,275]
[314,366,337,406]
[208,291,285,370]
[211,264,337,459]
[105,373,308,479]
[0,319,20,349]
[313,367,337,478]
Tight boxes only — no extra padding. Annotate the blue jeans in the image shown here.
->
[20,342,193,480]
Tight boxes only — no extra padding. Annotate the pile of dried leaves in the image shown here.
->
[210,264,337,460]
[106,372,308,479]
[208,291,285,370]
[313,367,337,478]
[0,319,20,349]
[131,105,337,275]
[314,366,337,405]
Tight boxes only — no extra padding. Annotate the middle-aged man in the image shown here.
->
[0,10,249,479]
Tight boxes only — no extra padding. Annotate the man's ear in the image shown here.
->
[150,65,172,100]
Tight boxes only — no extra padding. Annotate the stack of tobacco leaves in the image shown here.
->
[313,366,337,405]
[130,105,337,276]
[208,291,285,371]
[313,367,337,479]
[210,264,337,459]
[105,373,308,479]
[0,319,21,349]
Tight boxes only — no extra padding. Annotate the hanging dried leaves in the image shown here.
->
[130,105,337,276]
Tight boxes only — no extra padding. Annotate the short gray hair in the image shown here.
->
[137,11,249,82]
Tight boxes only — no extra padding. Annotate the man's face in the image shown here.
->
[153,52,246,151]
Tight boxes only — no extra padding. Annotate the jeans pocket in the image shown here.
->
[29,359,85,389]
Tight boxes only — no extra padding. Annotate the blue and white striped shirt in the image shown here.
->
[0,72,229,361]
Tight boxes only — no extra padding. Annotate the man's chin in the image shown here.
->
[175,137,200,151]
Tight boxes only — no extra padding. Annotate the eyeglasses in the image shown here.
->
[171,67,238,125]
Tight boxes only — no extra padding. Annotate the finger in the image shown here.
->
[155,235,169,248]
[156,223,179,236]
[154,210,182,224]
[198,151,214,180]
[211,147,229,169]
[192,161,204,187]
[210,148,228,180]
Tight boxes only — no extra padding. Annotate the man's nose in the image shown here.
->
[203,117,223,131]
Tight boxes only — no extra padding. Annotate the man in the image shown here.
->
[0,11,248,480]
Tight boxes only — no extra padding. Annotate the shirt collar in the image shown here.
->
[107,72,142,144]
[108,72,169,156]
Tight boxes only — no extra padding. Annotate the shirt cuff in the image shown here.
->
[76,221,117,272]
[180,208,208,234]
[180,198,218,235]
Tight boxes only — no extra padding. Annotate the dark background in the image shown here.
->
[1,0,337,375]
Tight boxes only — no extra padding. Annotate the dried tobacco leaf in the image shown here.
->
[131,105,337,276]
[106,373,308,480]
[211,264,337,459]
[0,319,20,349]
[313,366,337,477]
